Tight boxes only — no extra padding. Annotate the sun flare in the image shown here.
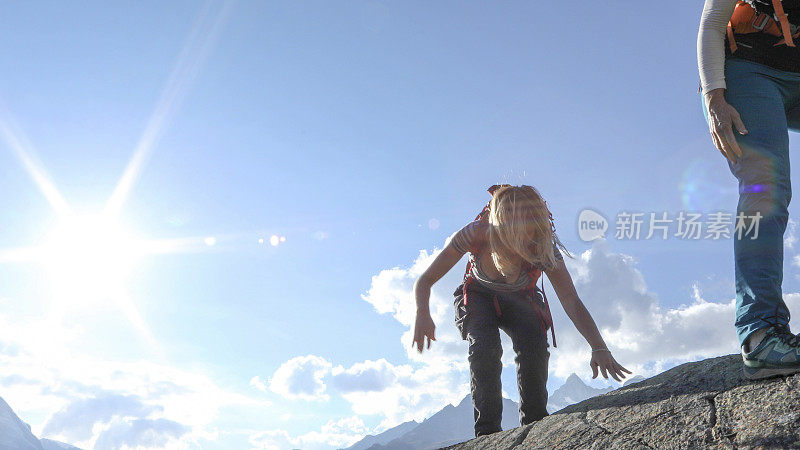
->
[39,214,144,305]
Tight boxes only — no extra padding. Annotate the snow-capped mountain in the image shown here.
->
[345,420,420,450]
[345,395,519,450]
[546,373,614,413]
[623,375,645,386]
[0,396,41,450]
[0,396,80,450]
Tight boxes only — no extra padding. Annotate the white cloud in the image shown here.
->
[330,359,399,393]
[42,392,159,442]
[786,218,798,250]
[249,416,368,450]
[249,376,269,393]
[93,417,189,450]
[268,355,332,401]
[0,313,266,450]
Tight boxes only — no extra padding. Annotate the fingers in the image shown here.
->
[617,363,633,375]
[590,354,633,383]
[709,121,733,164]
[427,327,436,349]
[712,135,734,165]
[719,125,743,163]
[712,131,736,165]
[731,109,748,136]
[412,327,424,353]
[710,130,722,153]
[411,326,435,353]
[709,104,746,164]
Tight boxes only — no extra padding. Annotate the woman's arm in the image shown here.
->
[698,0,737,94]
[697,0,748,164]
[412,243,465,353]
[545,259,632,381]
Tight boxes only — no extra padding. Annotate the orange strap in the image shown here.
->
[728,22,739,53]
[773,0,796,46]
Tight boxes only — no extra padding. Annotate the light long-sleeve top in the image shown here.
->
[697,0,738,94]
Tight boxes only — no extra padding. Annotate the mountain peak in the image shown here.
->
[564,373,585,386]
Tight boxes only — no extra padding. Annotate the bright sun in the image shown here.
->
[39,214,144,305]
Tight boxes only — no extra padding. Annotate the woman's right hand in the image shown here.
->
[590,350,632,382]
[705,88,748,164]
[412,311,436,353]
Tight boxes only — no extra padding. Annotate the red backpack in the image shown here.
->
[460,184,557,347]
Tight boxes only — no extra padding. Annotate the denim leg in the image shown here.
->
[721,59,795,345]
[462,287,503,436]
[498,291,550,426]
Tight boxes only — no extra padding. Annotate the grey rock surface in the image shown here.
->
[442,354,800,449]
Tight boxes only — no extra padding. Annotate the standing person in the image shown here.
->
[698,0,800,379]
[411,185,629,437]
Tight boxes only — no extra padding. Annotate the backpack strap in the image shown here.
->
[772,0,796,47]
[728,0,798,53]
[461,220,489,308]
[728,21,739,53]
[521,261,557,348]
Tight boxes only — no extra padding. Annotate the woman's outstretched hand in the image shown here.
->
[705,88,748,165]
[590,350,632,382]
[412,311,436,353]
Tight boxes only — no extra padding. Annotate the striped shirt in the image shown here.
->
[449,220,563,292]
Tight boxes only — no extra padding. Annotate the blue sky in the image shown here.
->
[2,1,800,449]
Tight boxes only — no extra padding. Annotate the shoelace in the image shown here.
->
[762,321,800,347]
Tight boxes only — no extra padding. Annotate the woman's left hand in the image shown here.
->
[590,350,632,382]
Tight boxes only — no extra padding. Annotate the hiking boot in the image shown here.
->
[742,323,800,380]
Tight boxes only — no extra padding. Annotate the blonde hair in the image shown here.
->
[487,185,570,276]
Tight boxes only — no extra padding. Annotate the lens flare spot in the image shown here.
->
[679,157,738,211]
[204,237,216,246]
[428,218,440,230]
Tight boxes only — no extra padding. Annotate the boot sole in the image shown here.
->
[743,365,800,380]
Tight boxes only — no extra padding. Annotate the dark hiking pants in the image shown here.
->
[454,282,550,437]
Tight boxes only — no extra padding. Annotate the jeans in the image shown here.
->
[453,281,549,436]
[703,58,800,346]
